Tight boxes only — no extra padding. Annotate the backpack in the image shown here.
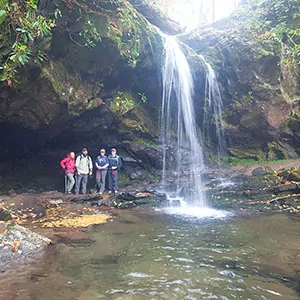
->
[75,153,92,168]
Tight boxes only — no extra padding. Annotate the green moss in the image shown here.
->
[41,60,104,115]
[224,157,300,166]
[227,147,266,161]
[132,138,159,148]
[110,90,157,139]
[118,171,131,186]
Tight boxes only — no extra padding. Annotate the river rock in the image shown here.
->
[0,207,12,221]
[278,168,300,182]
[252,167,269,176]
[115,191,167,209]
[275,183,298,193]
[7,189,17,196]
[0,222,51,272]
[71,195,101,204]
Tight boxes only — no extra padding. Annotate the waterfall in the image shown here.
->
[199,55,227,167]
[160,35,206,207]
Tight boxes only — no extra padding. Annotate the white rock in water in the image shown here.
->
[0,222,51,272]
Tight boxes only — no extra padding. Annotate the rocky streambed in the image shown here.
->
[0,161,300,272]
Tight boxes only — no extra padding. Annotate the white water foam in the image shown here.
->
[158,198,231,218]
[160,206,231,219]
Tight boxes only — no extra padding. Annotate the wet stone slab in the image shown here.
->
[0,222,51,272]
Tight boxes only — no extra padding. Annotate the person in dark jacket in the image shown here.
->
[60,152,75,194]
[95,148,109,195]
[108,148,122,194]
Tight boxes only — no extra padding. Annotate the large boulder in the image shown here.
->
[0,222,51,272]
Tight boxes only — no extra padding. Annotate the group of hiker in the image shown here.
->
[60,147,122,195]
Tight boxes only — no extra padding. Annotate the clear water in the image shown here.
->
[2,210,300,300]
[161,35,206,206]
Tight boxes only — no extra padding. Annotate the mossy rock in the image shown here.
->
[227,146,266,162]
[278,168,300,182]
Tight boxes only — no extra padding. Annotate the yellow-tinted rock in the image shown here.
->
[41,214,111,228]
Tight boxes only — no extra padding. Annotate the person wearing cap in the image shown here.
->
[95,148,109,195]
[74,147,93,194]
[108,148,122,194]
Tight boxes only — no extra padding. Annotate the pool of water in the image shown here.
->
[1,209,300,300]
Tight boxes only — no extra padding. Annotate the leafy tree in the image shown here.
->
[0,0,54,85]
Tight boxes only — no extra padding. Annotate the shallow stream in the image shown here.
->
[1,209,300,300]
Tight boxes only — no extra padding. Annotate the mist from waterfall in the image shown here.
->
[199,55,227,167]
[161,35,206,207]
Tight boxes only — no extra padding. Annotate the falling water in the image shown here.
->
[161,35,206,207]
[199,55,227,167]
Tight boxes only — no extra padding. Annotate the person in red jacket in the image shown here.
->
[60,152,75,194]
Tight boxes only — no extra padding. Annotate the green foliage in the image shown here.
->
[223,156,300,166]
[138,92,148,103]
[110,90,149,116]
[230,0,300,67]
[110,91,135,116]
[0,0,54,85]
[117,6,147,67]
[77,14,102,47]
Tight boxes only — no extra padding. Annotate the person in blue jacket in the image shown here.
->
[108,148,122,194]
[95,148,109,195]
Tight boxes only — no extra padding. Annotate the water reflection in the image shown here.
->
[1,211,300,300]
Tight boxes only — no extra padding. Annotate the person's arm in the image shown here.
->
[88,157,93,175]
[111,157,117,169]
[103,156,109,169]
[117,156,123,169]
[75,156,81,175]
[95,157,101,169]
[60,158,67,170]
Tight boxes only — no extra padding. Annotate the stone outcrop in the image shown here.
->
[179,1,300,161]
[0,0,299,192]
[0,222,51,272]
[0,0,163,185]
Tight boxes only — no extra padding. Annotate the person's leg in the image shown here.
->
[66,173,74,193]
[108,170,113,192]
[70,173,75,192]
[100,170,107,193]
[64,175,68,193]
[81,174,88,194]
[95,172,101,192]
[113,170,119,192]
[75,174,82,194]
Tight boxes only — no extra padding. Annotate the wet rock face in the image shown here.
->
[180,24,300,160]
[0,223,51,272]
[0,0,163,181]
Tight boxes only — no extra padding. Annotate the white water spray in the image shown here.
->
[199,55,227,167]
[161,35,206,207]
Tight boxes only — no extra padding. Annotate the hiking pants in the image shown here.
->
[108,169,119,191]
[95,169,107,193]
[75,174,88,194]
[65,173,75,193]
